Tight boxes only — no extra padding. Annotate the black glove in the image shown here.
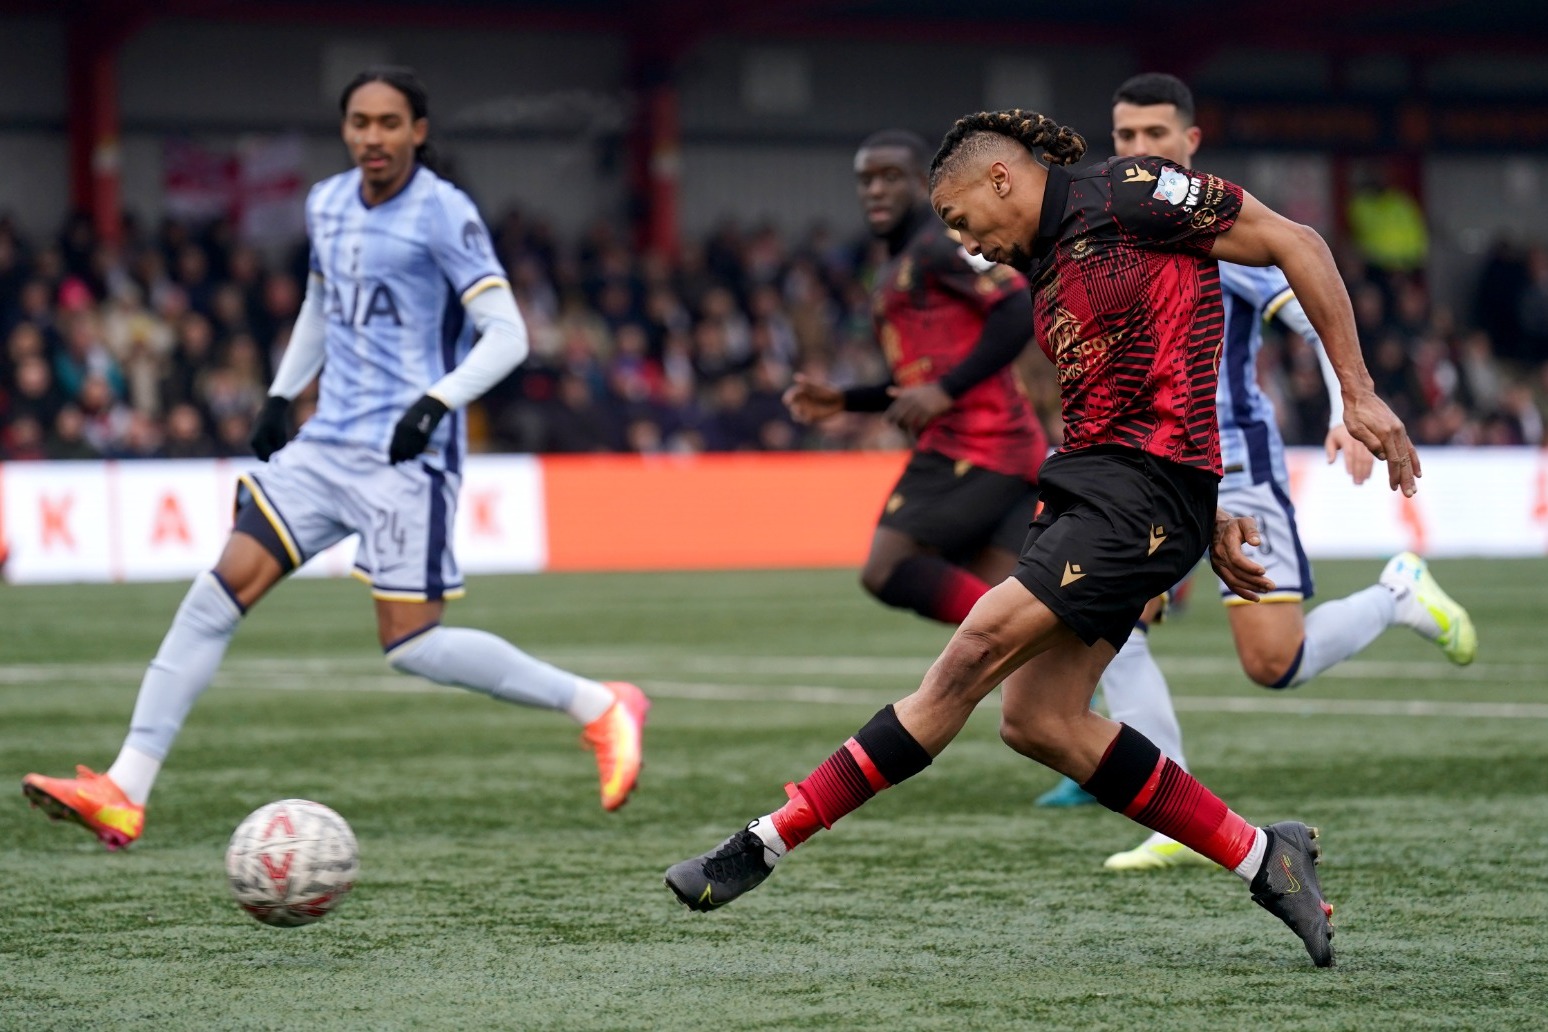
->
[389,394,449,464]
[250,396,292,461]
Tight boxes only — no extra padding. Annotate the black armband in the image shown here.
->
[841,383,893,412]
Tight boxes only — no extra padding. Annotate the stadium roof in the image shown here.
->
[8,0,1548,54]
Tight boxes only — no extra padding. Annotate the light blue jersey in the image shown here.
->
[298,165,505,474]
[1216,262,1301,492]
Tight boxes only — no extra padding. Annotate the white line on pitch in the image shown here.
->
[0,652,1537,685]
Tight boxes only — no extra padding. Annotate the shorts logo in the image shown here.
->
[1122,166,1157,184]
[1148,525,1166,556]
[886,493,905,514]
[954,459,972,477]
[1060,562,1086,587]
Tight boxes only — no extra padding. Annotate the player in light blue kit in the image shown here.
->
[1038,73,1477,866]
[23,68,649,850]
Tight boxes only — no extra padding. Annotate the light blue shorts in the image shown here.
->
[236,438,464,602]
[1216,478,1314,604]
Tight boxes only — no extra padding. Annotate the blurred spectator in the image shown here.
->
[55,310,126,403]
[47,404,98,460]
[1347,164,1429,277]
[2,413,47,460]
[0,204,1543,465]
[162,402,214,459]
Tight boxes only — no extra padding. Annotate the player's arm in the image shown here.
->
[782,375,891,424]
[887,290,1033,432]
[251,271,328,460]
[1210,192,1419,495]
[389,280,529,463]
[1272,293,1375,485]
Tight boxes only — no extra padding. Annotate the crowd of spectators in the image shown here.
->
[2,205,1546,464]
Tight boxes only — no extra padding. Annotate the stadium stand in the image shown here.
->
[0,204,1543,462]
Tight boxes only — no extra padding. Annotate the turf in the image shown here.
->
[2,560,1545,1030]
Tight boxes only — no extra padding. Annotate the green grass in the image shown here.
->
[1,561,1545,1030]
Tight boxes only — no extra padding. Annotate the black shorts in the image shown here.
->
[1014,445,1218,650]
[878,450,1039,561]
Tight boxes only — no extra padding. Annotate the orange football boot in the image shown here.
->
[581,682,650,811]
[22,766,144,850]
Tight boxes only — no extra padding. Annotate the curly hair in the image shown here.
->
[928,109,1086,188]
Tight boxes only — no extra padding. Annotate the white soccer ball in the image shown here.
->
[225,799,359,927]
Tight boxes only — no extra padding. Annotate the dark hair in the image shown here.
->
[857,129,932,172]
[929,109,1086,188]
[1112,72,1196,125]
[339,65,437,170]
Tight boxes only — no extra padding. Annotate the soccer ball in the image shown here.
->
[225,799,359,927]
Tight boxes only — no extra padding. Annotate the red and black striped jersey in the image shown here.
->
[873,221,1047,480]
[1025,155,1244,475]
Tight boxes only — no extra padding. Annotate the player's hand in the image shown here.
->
[1324,423,1375,486]
[885,383,953,433]
[1342,389,1421,496]
[782,374,844,424]
[1211,511,1275,603]
[249,395,292,461]
[389,394,449,464]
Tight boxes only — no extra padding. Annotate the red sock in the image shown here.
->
[1084,724,1258,869]
[876,555,990,625]
[771,705,933,848]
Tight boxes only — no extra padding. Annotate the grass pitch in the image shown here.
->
[2,560,1545,1030]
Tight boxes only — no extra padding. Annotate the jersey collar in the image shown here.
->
[357,163,423,210]
[1030,163,1071,262]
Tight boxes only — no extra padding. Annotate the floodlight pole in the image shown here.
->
[627,29,687,265]
[66,2,145,249]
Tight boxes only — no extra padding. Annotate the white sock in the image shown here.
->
[749,815,788,862]
[1140,830,1177,849]
[1100,626,1189,770]
[120,571,245,802]
[566,678,616,724]
[106,746,162,806]
[1288,585,1397,687]
[1232,827,1269,882]
[387,625,613,724]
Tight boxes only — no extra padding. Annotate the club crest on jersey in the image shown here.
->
[1154,167,1193,206]
[461,220,489,256]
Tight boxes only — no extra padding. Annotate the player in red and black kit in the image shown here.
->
[668,110,1421,968]
[784,129,1044,625]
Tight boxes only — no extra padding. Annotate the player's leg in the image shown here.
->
[1096,595,1213,868]
[860,524,984,623]
[999,640,1331,963]
[22,463,326,848]
[364,461,646,810]
[1221,480,1474,687]
[861,453,1027,625]
[665,575,1066,910]
[378,595,626,724]
[1217,479,1347,687]
[1004,451,1331,962]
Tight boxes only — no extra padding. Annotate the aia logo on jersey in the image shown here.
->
[325,280,403,327]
